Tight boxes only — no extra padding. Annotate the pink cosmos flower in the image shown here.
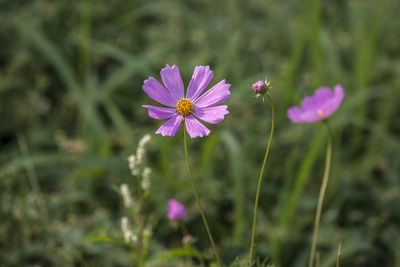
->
[167,199,187,221]
[287,85,344,123]
[142,65,231,138]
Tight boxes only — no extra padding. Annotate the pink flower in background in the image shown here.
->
[167,199,187,221]
[287,85,344,123]
[142,65,231,138]
[182,234,193,244]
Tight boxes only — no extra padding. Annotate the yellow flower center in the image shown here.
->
[176,98,194,116]
[317,109,324,117]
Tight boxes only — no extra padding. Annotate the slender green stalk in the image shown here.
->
[308,122,332,267]
[179,221,189,237]
[137,173,142,199]
[17,134,48,221]
[183,123,223,267]
[249,95,275,266]
[336,242,341,267]
[179,222,193,267]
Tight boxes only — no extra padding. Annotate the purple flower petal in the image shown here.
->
[194,79,231,108]
[155,115,183,136]
[186,66,214,101]
[193,105,229,124]
[160,65,185,100]
[185,115,210,138]
[287,106,305,123]
[331,84,345,110]
[300,87,332,110]
[308,85,341,119]
[301,96,318,110]
[142,105,177,119]
[314,88,334,105]
[143,77,177,107]
[300,110,324,123]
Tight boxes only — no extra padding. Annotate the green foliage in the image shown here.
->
[1,0,400,266]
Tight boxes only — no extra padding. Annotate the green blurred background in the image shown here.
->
[1,0,399,266]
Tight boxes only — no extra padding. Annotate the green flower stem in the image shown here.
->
[179,222,193,267]
[249,94,275,266]
[308,122,332,267]
[183,123,223,267]
[179,221,189,237]
[137,173,142,199]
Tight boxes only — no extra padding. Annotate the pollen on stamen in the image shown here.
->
[176,98,194,116]
[317,109,324,117]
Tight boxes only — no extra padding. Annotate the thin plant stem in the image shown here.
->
[137,173,143,200]
[179,223,193,267]
[179,221,189,237]
[17,133,48,220]
[336,242,341,267]
[308,122,332,267]
[249,94,275,266]
[183,122,223,267]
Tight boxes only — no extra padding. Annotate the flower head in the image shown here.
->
[252,79,272,98]
[167,199,186,221]
[287,85,344,123]
[142,65,231,138]
[252,80,267,94]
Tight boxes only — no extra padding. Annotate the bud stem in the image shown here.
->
[249,94,275,266]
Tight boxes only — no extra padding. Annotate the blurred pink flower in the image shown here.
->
[167,199,187,221]
[182,234,193,244]
[287,85,344,123]
[142,65,230,138]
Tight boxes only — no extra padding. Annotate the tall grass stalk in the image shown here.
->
[17,134,48,220]
[249,94,275,266]
[308,122,332,267]
[183,123,223,267]
[336,242,341,267]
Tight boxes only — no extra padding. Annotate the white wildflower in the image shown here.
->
[136,134,151,165]
[128,154,138,176]
[120,183,133,208]
[141,168,151,190]
[143,225,153,237]
[121,217,133,243]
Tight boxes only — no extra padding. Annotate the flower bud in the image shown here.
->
[182,234,193,245]
[252,80,267,94]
